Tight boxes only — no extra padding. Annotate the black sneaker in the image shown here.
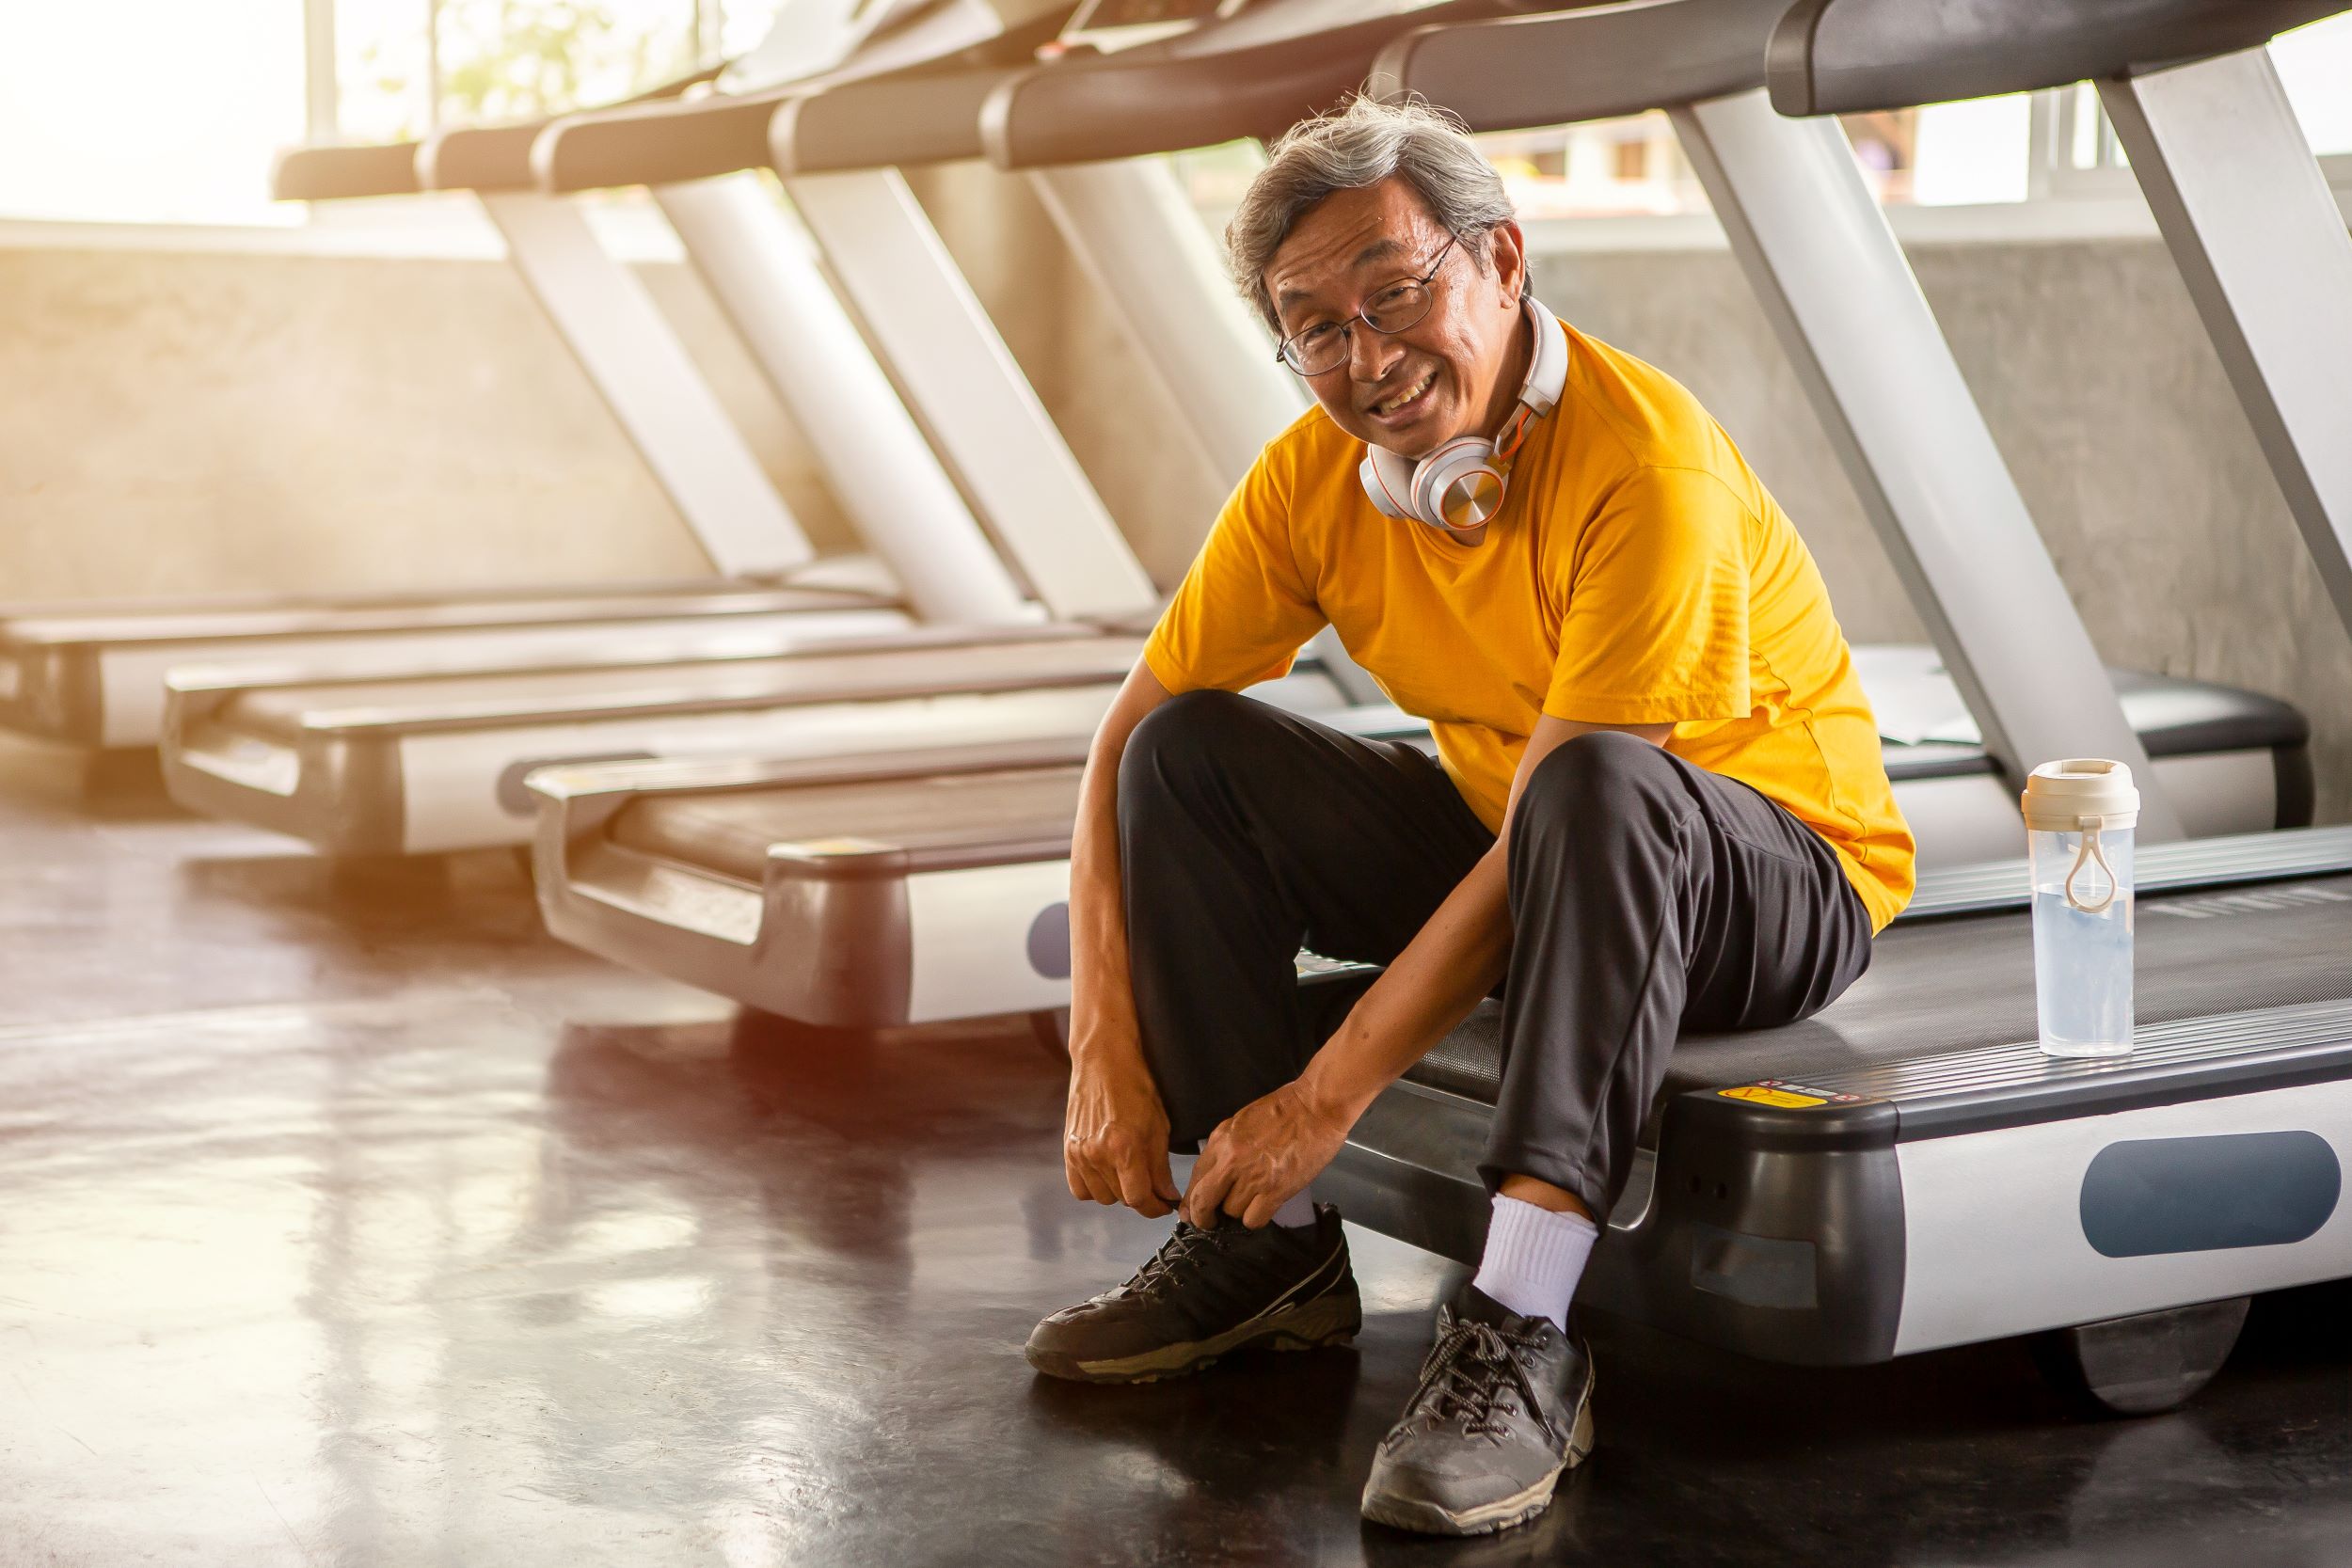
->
[1024,1203,1360,1384]
[1359,1287,1596,1536]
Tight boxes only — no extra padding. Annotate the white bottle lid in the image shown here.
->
[2022,758,2139,832]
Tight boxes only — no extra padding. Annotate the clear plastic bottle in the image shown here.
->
[2023,759,2138,1058]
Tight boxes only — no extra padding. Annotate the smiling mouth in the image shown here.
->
[1369,367,1437,420]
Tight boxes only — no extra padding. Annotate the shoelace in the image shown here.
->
[1406,1314,1558,1445]
[1122,1223,1233,1299]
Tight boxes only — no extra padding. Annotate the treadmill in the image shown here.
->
[526,0,2310,1034]
[155,1,1409,854]
[1770,0,2352,658]
[1311,0,2352,1416]
[1,34,977,754]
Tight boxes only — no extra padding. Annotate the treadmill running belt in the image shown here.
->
[0,585,871,646]
[612,765,1084,883]
[209,636,1144,737]
[1402,872,2352,1105]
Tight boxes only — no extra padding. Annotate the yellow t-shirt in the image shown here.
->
[1143,319,1915,932]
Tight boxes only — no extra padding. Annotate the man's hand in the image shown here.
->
[1182,1079,1355,1229]
[1063,1036,1183,1219]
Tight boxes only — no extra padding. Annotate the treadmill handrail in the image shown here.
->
[535,84,803,192]
[411,63,726,192]
[271,138,426,202]
[1768,0,2350,117]
[771,63,1027,174]
[1373,0,1788,133]
[272,64,723,200]
[544,13,1070,187]
[978,2,1507,170]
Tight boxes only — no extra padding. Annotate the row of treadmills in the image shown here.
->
[8,0,2352,1415]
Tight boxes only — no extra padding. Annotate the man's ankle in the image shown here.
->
[1470,1193,1597,1330]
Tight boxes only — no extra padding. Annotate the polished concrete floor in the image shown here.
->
[6,741,2352,1568]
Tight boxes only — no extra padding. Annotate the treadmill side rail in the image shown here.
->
[1338,994,2352,1368]
[0,641,87,747]
[1891,1076,2352,1355]
[538,800,1081,1028]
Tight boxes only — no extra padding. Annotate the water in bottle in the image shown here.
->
[2022,760,2138,1059]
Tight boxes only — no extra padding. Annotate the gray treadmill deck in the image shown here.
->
[579,676,2318,928]
[1399,869,2352,1108]
[610,764,1083,883]
[0,582,884,648]
[208,633,1147,737]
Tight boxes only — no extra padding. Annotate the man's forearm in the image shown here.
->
[1066,756,1138,1066]
[1297,844,1513,1119]
[1064,663,1173,1069]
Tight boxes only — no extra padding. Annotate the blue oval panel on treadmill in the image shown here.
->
[2080,1132,2342,1258]
[1027,902,1073,979]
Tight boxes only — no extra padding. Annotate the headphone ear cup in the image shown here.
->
[1413,437,1505,531]
[1359,444,1420,523]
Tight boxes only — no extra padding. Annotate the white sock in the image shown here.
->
[1167,1154,1315,1228]
[1470,1194,1598,1330]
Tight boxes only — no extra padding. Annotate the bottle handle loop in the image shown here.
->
[2064,815,2120,914]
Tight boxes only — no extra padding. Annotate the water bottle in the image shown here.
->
[2023,759,2137,1058]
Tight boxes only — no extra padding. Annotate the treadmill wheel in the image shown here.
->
[1031,1008,1072,1062]
[2030,1296,2251,1417]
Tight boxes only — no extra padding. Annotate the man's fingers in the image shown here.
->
[1116,1156,1172,1218]
[1075,1157,1120,1207]
[1151,1148,1180,1206]
[1184,1152,1234,1228]
[1110,1170,1167,1222]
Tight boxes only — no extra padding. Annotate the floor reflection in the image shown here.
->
[6,771,2352,1566]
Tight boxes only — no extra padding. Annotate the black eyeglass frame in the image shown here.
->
[1272,232,1463,377]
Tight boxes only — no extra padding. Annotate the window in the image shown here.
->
[2274,12,2352,156]
[0,3,307,226]
[0,1,786,228]
[333,0,769,143]
[2041,11,2352,198]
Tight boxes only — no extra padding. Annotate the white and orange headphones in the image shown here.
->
[1359,295,1566,533]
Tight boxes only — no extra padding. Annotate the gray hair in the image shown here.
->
[1224,95,1515,334]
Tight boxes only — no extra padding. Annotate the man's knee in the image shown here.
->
[1518,730,1683,832]
[1119,689,1266,808]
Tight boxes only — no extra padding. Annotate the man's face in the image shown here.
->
[1263,177,1529,462]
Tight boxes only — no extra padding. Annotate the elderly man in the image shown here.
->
[1025,98,1913,1536]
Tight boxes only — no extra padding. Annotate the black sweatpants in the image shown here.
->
[1120,690,1875,1220]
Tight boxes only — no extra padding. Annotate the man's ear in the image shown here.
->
[1488,218,1530,308]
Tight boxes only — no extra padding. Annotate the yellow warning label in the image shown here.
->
[1719,1085,1826,1109]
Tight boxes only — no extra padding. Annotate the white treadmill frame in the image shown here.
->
[2098,45,2352,641]
[471,191,817,583]
[1669,90,2184,837]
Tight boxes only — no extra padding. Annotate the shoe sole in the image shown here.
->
[1026,1291,1361,1385]
[1359,1363,1597,1537]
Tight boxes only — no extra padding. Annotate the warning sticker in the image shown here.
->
[1719,1085,1827,1109]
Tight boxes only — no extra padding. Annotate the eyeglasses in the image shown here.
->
[1274,234,1461,377]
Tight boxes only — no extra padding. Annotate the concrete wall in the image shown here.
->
[0,197,2343,819]
[1529,240,2352,824]
[0,245,825,596]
